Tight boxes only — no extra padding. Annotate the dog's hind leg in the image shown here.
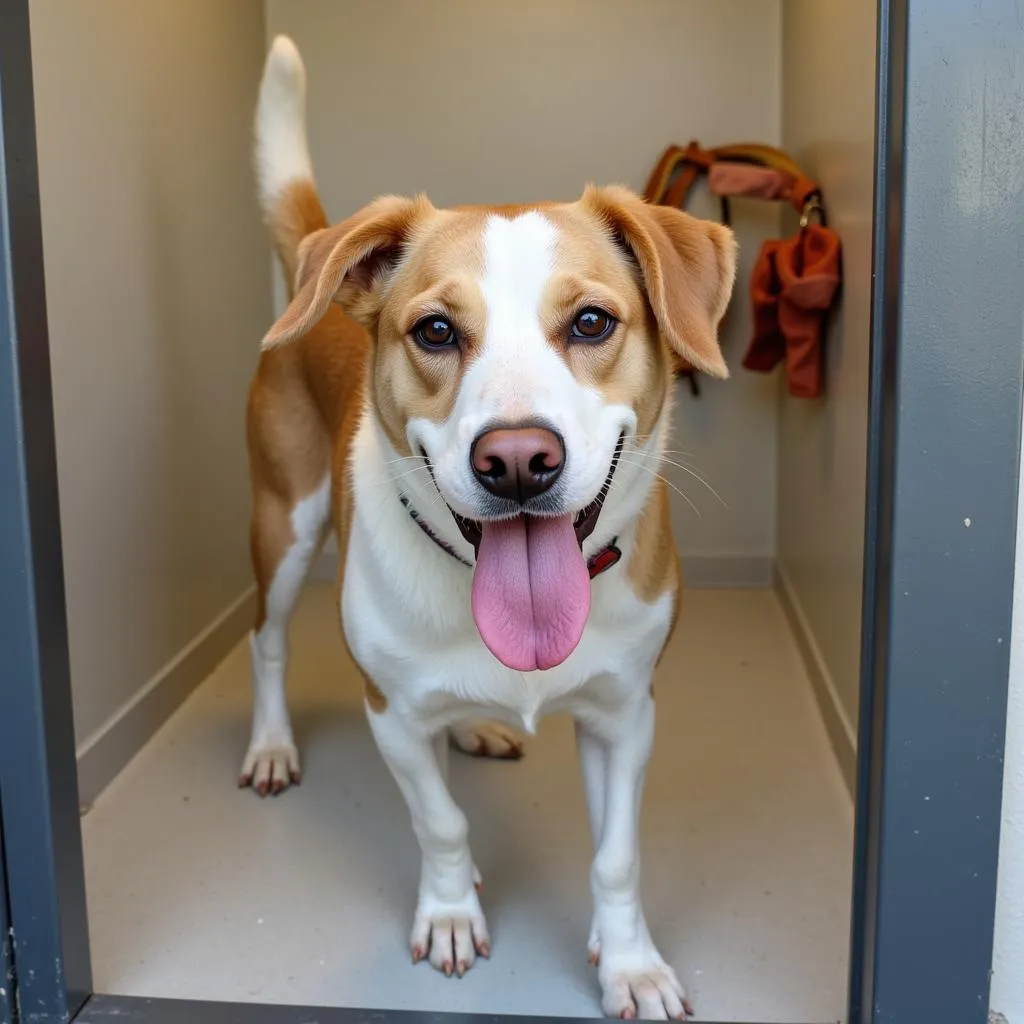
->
[241,475,330,795]
[448,720,524,760]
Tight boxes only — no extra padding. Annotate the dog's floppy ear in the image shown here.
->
[262,194,432,349]
[583,185,737,379]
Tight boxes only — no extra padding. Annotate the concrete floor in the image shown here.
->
[82,585,853,1022]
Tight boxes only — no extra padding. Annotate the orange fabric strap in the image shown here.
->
[645,141,821,216]
[643,141,839,394]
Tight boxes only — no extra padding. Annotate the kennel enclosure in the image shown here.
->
[3,2,1024,1023]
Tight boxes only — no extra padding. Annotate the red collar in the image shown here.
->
[400,494,622,580]
[586,542,623,579]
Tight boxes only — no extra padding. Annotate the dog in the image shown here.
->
[240,35,736,1020]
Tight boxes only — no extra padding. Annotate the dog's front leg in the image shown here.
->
[578,694,691,1020]
[368,706,489,976]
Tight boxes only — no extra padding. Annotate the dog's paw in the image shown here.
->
[597,954,692,1020]
[449,720,524,760]
[410,889,490,977]
[238,739,300,796]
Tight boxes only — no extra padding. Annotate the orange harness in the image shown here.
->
[644,142,842,398]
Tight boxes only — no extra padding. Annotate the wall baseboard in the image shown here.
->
[75,586,256,805]
[76,557,845,803]
[312,550,776,589]
[775,565,857,794]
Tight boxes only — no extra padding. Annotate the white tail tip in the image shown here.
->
[254,35,313,212]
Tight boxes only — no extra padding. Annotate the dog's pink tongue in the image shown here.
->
[471,514,590,672]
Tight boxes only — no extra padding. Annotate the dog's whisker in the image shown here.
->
[621,452,727,509]
[659,463,727,509]
[603,466,695,524]
[625,446,696,460]
[385,454,428,467]
[426,481,449,513]
[631,450,717,480]
[618,431,689,446]
[622,464,702,521]
[625,446,695,457]
[389,462,431,478]
[617,458,702,519]
[619,437,695,460]
[388,464,433,485]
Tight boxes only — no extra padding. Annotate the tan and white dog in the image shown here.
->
[241,36,736,1020]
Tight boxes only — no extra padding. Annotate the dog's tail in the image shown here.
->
[254,35,328,297]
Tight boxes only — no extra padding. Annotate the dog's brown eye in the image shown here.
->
[570,308,616,342]
[413,316,456,349]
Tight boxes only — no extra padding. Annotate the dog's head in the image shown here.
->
[265,186,736,672]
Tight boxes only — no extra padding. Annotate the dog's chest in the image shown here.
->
[340,416,674,731]
[342,520,672,732]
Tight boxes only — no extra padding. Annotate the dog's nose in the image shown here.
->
[471,425,565,503]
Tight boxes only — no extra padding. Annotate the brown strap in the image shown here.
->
[647,141,821,216]
[642,144,693,203]
[663,164,702,210]
[643,142,714,207]
[788,174,821,214]
[710,143,802,176]
[643,140,831,383]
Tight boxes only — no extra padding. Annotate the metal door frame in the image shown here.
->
[0,2,92,1021]
[1,810,13,1024]
[2,1,1022,1022]
[847,1,1024,1019]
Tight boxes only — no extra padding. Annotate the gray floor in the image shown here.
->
[82,585,853,1022]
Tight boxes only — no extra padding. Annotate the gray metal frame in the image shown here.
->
[1,815,13,1024]
[0,2,92,1020]
[848,1,1024,1021]
[1,1,1022,1023]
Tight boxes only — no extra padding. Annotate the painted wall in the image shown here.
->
[28,0,270,793]
[777,0,877,756]
[265,0,783,568]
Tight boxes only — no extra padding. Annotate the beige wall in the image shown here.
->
[993,463,1024,1018]
[265,0,783,568]
[777,0,876,759]
[29,0,270,794]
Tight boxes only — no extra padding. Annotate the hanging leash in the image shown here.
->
[643,141,842,398]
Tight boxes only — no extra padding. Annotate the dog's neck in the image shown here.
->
[396,488,623,580]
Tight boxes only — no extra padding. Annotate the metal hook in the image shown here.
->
[799,197,825,229]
